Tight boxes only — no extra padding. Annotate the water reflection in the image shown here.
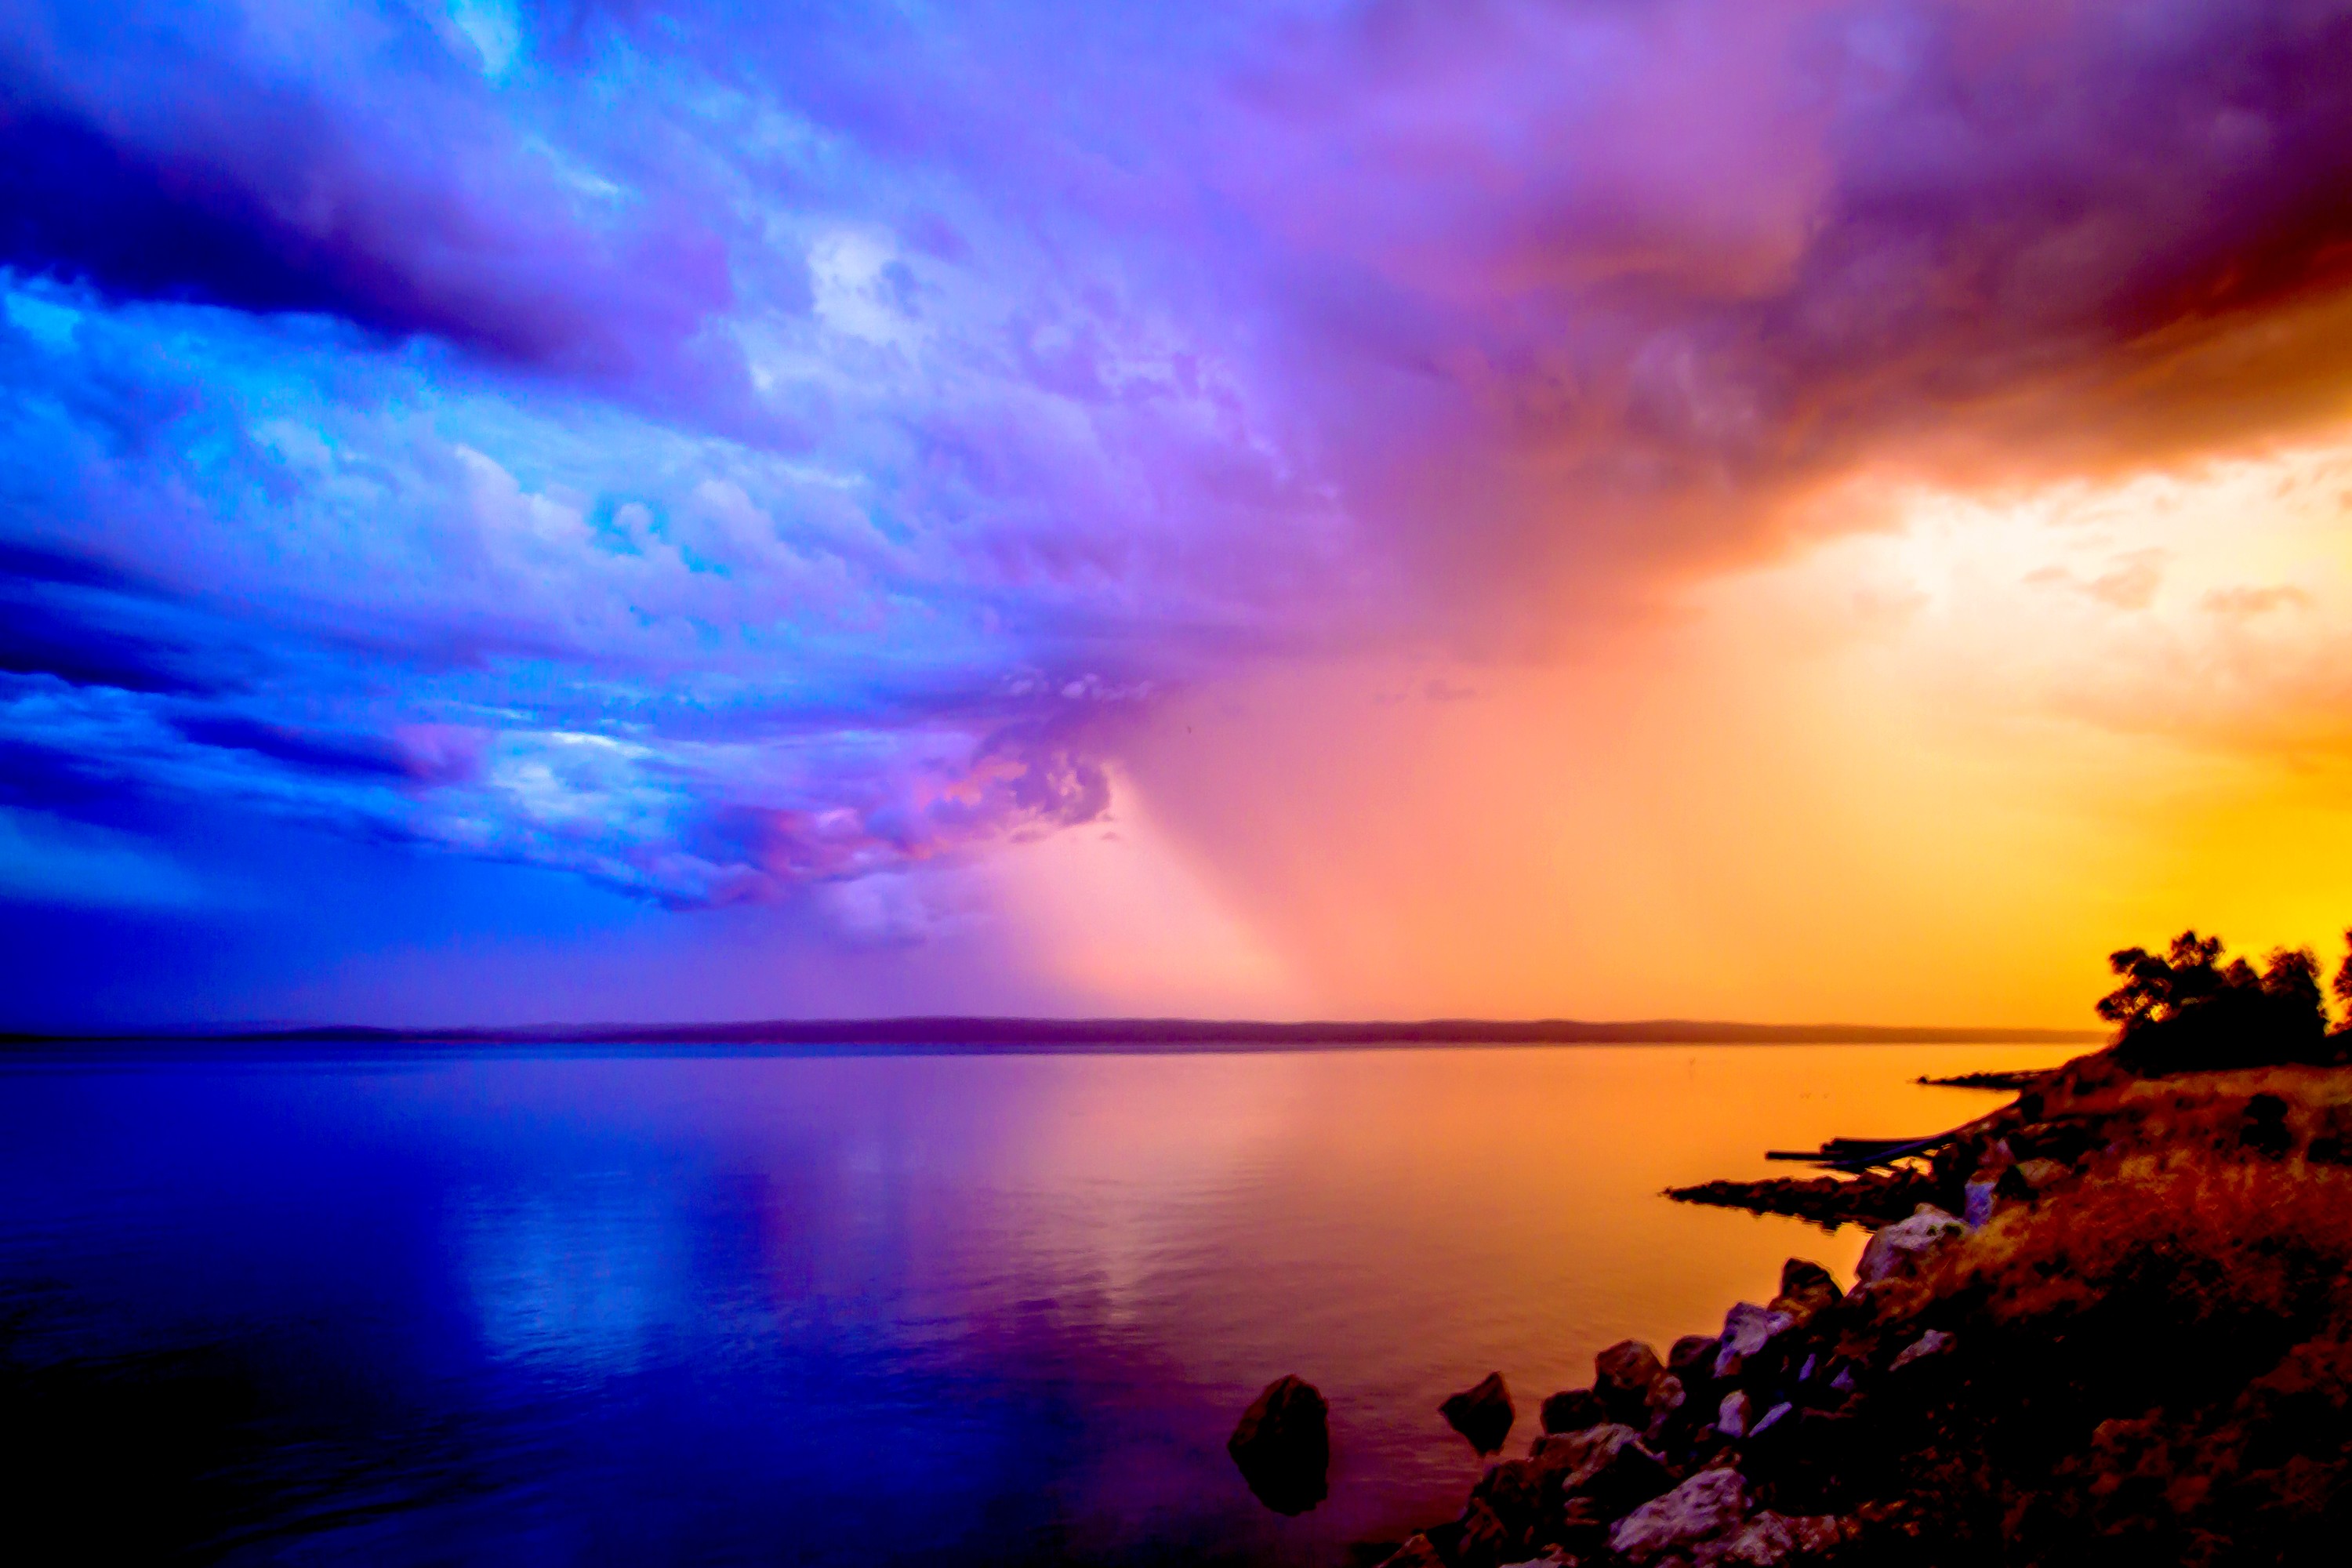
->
[459,1175,690,1383]
[0,1043,2077,1564]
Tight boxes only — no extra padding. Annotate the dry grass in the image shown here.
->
[1842,1061,2352,1564]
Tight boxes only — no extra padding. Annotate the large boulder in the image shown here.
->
[1854,1206,1966,1287]
[1227,1374,1329,1515]
[1610,1467,1751,1565]
[1531,1422,1673,1518]
[1712,1303,1797,1381]
[1442,1371,1516,1456]
[1541,1386,1609,1434]
[1595,1339,1667,1423]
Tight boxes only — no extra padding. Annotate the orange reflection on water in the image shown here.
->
[938,1041,2085,1534]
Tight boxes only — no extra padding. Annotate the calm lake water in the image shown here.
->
[0,1042,2080,1565]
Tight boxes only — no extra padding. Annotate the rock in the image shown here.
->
[1701,1513,1856,1565]
[1596,1338,1665,1389]
[1740,1406,1861,1508]
[1748,1400,1794,1437]
[1376,1534,1448,1568]
[1228,1374,1330,1515]
[1471,1458,1548,1541]
[1609,1467,1751,1564]
[1442,1371,1516,1456]
[1771,1259,1842,1319]
[1712,1303,1797,1381]
[1532,1422,1674,1517]
[1596,1339,1666,1423]
[1554,1494,1612,1559]
[1780,1258,1838,1297]
[2013,1157,2071,1192]
[1669,1334,1722,1382]
[1853,1206,1965,1286]
[1541,1386,1609,1434]
[1718,1389,1755,1439]
[1788,1515,1854,1556]
[1704,1511,1798,1566]
[1642,1373,1688,1445]
[1451,1497,1514,1568]
[1889,1328,1954,1372]
[1962,1171,2002,1229]
[1796,1357,1851,1413]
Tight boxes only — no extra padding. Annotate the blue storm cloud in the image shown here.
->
[0,1,1343,915]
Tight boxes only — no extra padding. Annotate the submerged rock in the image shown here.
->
[1442,1371,1516,1456]
[1854,1205,1965,1286]
[1228,1374,1330,1515]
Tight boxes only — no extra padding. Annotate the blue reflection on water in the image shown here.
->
[0,1049,1325,1566]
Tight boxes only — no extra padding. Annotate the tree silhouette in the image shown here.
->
[2334,928,2352,1018]
[2099,929,2337,1074]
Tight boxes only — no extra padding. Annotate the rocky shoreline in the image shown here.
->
[1236,1047,2352,1566]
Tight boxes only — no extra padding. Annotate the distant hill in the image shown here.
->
[3,1018,2106,1049]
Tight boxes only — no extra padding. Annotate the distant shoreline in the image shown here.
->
[0,1017,2105,1051]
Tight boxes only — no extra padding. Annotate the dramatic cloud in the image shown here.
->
[2,0,2348,953]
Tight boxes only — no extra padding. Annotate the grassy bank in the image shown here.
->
[1374,1051,2352,1566]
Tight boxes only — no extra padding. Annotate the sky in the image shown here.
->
[4,0,2352,1029]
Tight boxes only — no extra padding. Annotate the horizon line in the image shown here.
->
[0,1014,2111,1049]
